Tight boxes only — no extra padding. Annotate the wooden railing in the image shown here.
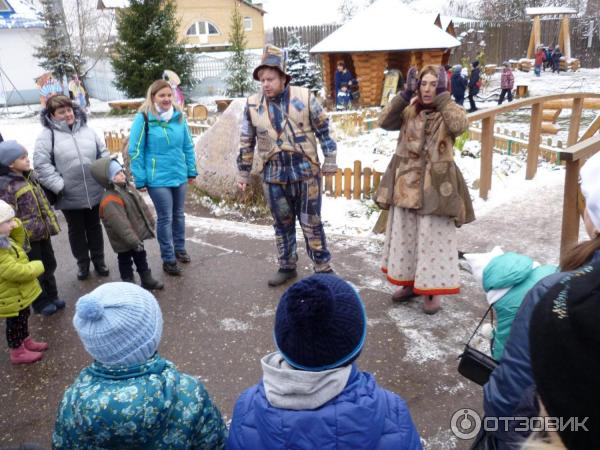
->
[558,134,600,257]
[467,93,600,200]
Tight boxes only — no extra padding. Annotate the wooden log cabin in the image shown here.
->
[310,0,461,107]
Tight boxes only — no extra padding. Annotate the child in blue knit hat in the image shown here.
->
[53,282,227,449]
[228,274,423,450]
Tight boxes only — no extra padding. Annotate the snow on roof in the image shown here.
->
[310,0,460,54]
[525,7,577,16]
[0,0,44,29]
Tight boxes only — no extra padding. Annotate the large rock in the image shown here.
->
[194,98,263,202]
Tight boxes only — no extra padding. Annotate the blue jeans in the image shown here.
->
[148,184,187,263]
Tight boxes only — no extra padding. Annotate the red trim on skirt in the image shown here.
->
[382,268,459,294]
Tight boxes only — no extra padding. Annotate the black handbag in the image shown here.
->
[458,305,498,386]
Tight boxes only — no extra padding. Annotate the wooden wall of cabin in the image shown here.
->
[351,52,387,106]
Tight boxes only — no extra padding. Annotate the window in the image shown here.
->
[186,20,219,37]
[244,17,252,31]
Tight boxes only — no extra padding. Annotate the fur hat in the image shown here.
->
[274,274,367,371]
[0,199,15,224]
[0,140,27,167]
[253,45,291,85]
[73,282,163,367]
[529,262,600,449]
[580,151,600,232]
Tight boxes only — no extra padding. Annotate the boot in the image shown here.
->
[268,269,298,287]
[52,298,66,310]
[9,343,43,364]
[93,261,110,277]
[392,286,418,302]
[163,261,183,276]
[175,250,191,264]
[38,303,58,316]
[121,275,135,283]
[423,295,442,315]
[140,270,164,290]
[77,262,90,280]
[23,336,48,352]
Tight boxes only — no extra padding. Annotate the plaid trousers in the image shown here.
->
[263,177,331,271]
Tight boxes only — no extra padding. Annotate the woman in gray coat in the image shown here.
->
[34,95,109,280]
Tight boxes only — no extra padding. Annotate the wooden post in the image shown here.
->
[325,174,333,193]
[363,167,372,198]
[560,160,581,259]
[344,168,352,199]
[334,169,343,198]
[480,116,495,200]
[526,102,543,180]
[567,98,583,146]
[373,171,382,192]
[353,161,362,199]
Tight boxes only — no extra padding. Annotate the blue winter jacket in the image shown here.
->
[483,249,600,449]
[227,359,422,450]
[128,110,197,189]
[451,70,467,100]
[52,354,227,449]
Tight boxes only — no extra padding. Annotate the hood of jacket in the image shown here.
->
[40,103,88,133]
[483,252,535,292]
[90,157,112,189]
[261,352,352,410]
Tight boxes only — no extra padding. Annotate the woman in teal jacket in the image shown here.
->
[128,80,197,276]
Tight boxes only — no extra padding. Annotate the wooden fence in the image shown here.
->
[451,16,600,67]
[468,124,566,163]
[273,17,600,68]
[272,24,341,58]
[323,161,382,200]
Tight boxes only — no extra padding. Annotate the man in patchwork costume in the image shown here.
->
[237,45,337,286]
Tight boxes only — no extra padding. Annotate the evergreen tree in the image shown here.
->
[225,2,254,97]
[34,0,80,80]
[112,0,193,98]
[286,31,322,92]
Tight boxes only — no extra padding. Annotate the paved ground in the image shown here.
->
[0,179,567,449]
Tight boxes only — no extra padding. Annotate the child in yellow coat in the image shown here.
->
[0,200,47,364]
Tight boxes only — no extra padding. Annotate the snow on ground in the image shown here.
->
[476,67,600,143]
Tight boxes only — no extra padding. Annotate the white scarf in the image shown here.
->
[154,104,174,122]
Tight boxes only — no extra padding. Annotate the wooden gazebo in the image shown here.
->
[310,0,460,106]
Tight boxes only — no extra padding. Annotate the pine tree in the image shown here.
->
[286,31,322,92]
[111,0,193,98]
[225,2,254,97]
[34,0,80,80]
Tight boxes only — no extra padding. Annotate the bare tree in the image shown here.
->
[62,0,115,79]
[338,0,358,22]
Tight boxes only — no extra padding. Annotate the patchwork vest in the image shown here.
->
[247,86,319,174]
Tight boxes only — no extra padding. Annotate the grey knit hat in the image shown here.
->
[0,140,27,167]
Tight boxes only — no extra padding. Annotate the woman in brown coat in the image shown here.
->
[376,65,472,314]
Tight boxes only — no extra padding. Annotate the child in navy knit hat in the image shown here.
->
[228,274,423,450]
[53,282,227,449]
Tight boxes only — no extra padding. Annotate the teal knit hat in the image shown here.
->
[73,282,163,367]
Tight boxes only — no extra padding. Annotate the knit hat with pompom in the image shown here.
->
[274,274,367,371]
[73,282,163,367]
